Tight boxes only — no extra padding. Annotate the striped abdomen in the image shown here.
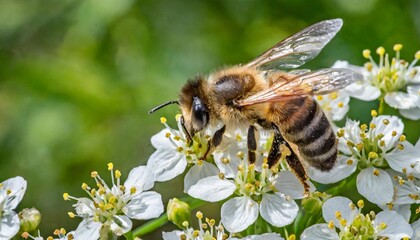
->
[268,97,337,171]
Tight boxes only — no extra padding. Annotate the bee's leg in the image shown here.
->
[200,125,226,160]
[180,116,193,145]
[268,124,310,195]
[247,125,257,164]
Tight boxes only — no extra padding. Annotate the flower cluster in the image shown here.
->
[340,44,420,119]
[63,163,163,238]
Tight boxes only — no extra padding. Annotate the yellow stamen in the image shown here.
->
[393,44,403,52]
[376,46,385,56]
[357,199,364,208]
[81,183,88,190]
[373,169,380,176]
[63,193,69,201]
[68,212,75,218]
[160,117,167,124]
[415,50,420,60]
[196,211,203,219]
[371,110,378,117]
[115,170,121,178]
[346,159,354,165]
[91,171,98,178]
[362,49,371,59]
[107,162,114,170]
[328,220,335,229]
[337,102,344,108]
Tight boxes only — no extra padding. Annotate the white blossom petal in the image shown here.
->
[385,92,418,109]
[322,196,357,228]
[399,107,420,120]
[356,168,393,205]
[300,223,339,240]
[110,215,133,236]
[124,191,163,220]
[345,81,380,101]
[184,161,219,193]
[147,148,187,182]
[0,212,20,240]
[151,129,176,149]
[273,171,311,199]
[259,192,298,227]
[73,198,95,217]
[188,176,235,202]
[411,218,420,240]
[162,230,183,240]
[371,115,403,152]
[386,141,420,175]
[1,176,27,210]
[308,155,357,184]
[236,233,285,240]
[221,197,259,233]
[124,166,155,192]
[73,218,101,240]
[374,210,413,239]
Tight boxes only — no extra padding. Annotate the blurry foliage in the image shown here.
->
[0,0,419,238]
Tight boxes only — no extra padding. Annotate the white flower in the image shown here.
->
[147,115,217,182]
[22,228,75,240]
[301,196,413,240]
[64,163,163,239]
[162,211,284,240]
[0,176,27,240]
[187,160,313,233]
[340,45,420,120]
[308,114,420,205]
[315,92,350,122]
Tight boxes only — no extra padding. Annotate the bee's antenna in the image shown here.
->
[148,100,179,114]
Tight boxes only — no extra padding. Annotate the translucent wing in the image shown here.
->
[245,19,343,69]
[238,68,361,106]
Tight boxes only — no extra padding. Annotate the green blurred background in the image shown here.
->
[1,0,419,238]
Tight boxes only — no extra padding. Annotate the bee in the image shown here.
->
[150,19,361,192]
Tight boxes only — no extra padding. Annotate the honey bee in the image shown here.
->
[150,19,361,191]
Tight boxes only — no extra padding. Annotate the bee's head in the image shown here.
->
[179,75,211,135]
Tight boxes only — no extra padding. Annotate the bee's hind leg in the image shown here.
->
[268,124,310,196]
[247,125,257,164]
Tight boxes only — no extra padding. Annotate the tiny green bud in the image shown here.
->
[302,196,323,214]
[19,208,42,233]
[167,198,191,228]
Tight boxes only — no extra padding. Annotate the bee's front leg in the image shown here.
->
[268,124,310,196]
[200,125,226,160]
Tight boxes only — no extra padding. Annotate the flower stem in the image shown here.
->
[132,196,205,237]
[378,97,384,115]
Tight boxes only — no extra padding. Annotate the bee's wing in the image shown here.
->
[237,68,361,106]
[245,19,343,69]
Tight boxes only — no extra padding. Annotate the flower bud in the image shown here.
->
[302,196,322,214]
[167,198,191,228]
[19,208,41,233]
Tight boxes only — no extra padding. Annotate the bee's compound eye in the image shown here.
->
[191,96,209,131]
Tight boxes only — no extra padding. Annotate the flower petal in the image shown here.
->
[322,196,357,228]
[151,129,177,149]
[187,176,235,202]
[399,107,420,120]
[386,141,420,175]
[308,154,357,184]
[273,171,310,199]
[183,161,219,193]
[124,191,164,220]
[221,197,259,233]
[124,165,155,192]
[1,176,27,210]
[345,81,380,101]
[259,192,298,227]
[0,212,20,239]
[300,224,339,240]
[147,148,187,182]
[375,210,413,239]
[411,218,420,240]
[73,198,95,217]
[162,230,183,240]
[371,115,403,152]
[73,218,101,240]
[235,233,285,240]
[110,215,133,236]
[356,168,393,205]
[385,92,418,109]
